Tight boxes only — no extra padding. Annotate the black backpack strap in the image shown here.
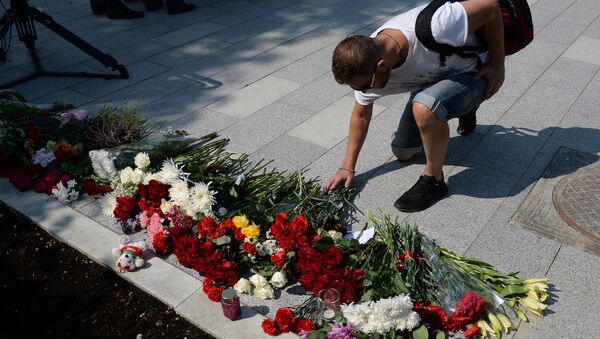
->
[416,0,486,67]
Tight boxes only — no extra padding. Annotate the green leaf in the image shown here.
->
[411,325,429,339]
[312,237,335,252]
[229,186,238,198]
[359,289,374,302]
[215,235,231,246]
[435,330,447,339]
[500,284,528,297]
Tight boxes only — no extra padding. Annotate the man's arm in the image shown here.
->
[323,101,373,192]
[461,0,505,99]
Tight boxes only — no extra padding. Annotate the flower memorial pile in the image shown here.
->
[0,97,551,339]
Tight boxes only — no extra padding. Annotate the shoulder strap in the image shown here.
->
[415,0,486,67]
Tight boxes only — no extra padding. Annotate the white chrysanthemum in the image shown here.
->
[342,295,420,335]
[169,180,190,206]
[89,150,116,180]
[101,194,117,217]
[189,181,216,215]
[120,167,145,185]
[134,152,151,169]
[51,180,79,203]
[158,159,188,184]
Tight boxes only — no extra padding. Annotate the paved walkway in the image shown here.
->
[2,0,600,337]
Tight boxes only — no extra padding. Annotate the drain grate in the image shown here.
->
[511,147,600,257]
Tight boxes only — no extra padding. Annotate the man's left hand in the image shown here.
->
[475,62,505,100]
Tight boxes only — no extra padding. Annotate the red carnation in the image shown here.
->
[262,319,279,336]
[198,216,219,239]
[293,319,313,333]
[243,242,257,257]
[414,303,451,330]
[270,250,287,268]
[274,307,295,333]
[53,141,79,161]
[464,325,481,339]
[152,232,171,256]
[454,292,487,323]
[202,279,223,302]
[9,172,33,191]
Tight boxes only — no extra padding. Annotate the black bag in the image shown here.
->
[415,0,534,67]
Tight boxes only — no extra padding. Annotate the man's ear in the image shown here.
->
[376,58,387,71]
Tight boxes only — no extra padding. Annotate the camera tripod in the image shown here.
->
[0,0,129,90]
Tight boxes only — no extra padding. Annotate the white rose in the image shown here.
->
[234,278,253,295]
[254,284,275,300]
[249,273,268,288]
[270,272,288,288]
[134,152,151,169]
[328,230,343,241]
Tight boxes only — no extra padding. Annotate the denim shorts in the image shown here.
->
[391,72,486,158]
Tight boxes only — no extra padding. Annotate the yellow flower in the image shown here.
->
[233,215,249,229]
[241,225,260,239]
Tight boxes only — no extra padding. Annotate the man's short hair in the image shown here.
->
[331,35,379,85]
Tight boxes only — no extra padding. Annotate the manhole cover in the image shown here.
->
[553,169,600,242]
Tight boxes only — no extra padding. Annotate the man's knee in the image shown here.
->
[412,102,436,128]
[391,144,421,161]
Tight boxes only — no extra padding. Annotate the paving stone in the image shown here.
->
[83,84,166,113]
[208,17,289,44]
[511,38,568,69]
[176,289,292,339]
[562,36,600,65]
[555,4,600,25]
[532,0,576,13]
[273,46,334,84]
[279,73,352,114]
[11,70,91,101]
[207,75,303,118]
[565,70,600,115]
[151,21,227,47]
[536,20,587,45]
[148,38,232,68]
[250,134,327,172]
[256,0,298,9]
[138,67,208,95]
[136,81,239,124]
[534,57,599,91]
[574,0,600,10]
[464,124,550,177]
[71,60,170,99]
[512,246,600,339]
[221,102,313,154]
[207,5,274,27]
[154,6,228,29]
[82,40,174,69]
[96,23,178,51]
[170,108,240,136]
[582,16,600,40]
[36,88,95,107]
[540,109,600,157]
[287,96,386,149]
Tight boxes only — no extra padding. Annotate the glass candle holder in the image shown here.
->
[221,288,241,321]
[318,287,340,323]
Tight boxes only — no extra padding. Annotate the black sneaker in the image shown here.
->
[167,0,195,14]
[107,1,144,19]
[457,108,477,136]
[394,173,448,213]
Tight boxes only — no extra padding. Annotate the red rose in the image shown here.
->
[270,250,287,268]
[113,196,139,222]
[454,292,486,323]
[9,172,33,191]
[33,181,51,194]
[152,232,171,256]
[274,307,295,333]
[53,141,79,162]
[464,325,481,339]
[22,163,44,177]
[262,319,279,336]
[243,242,257,256]
[82,178,112,195]
[293,319,313,333]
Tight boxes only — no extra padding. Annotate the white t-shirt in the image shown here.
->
[355,2,488,106]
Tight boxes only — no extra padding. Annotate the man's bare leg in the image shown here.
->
[412,102,448,180]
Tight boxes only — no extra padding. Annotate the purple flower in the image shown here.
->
[327,323,354,339]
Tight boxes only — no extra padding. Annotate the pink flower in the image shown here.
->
[139,211,150,229]
[147,213,164,239]
[61,109,89,120]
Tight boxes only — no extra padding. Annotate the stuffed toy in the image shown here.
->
[112,236,146,272]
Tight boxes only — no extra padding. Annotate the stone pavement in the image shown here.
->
[2,0,600,337]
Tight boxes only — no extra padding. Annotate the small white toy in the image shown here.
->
[112,236,146,273]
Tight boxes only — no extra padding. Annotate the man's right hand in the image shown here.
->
[323,169,355,193]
